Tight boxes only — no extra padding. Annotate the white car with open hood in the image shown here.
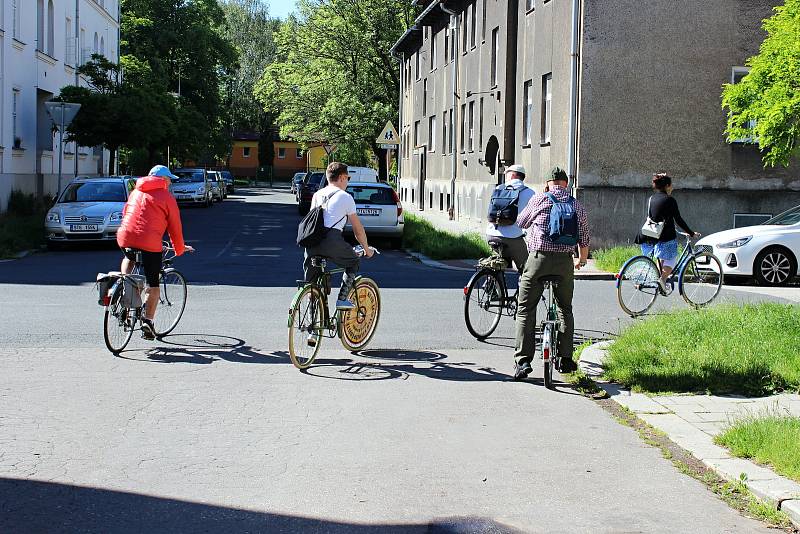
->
[696,205,800,286]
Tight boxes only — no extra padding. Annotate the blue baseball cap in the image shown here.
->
[148,165,178,180]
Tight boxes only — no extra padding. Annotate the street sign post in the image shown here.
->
[376,122,400,183]
[44,102,81,198]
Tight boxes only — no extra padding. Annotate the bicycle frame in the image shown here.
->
[298,260,366,339]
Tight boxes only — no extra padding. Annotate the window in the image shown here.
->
[100,36,105,57]
[479,98,484,147]
[12,0,20,40]
[93,32,99,54]
[430,29,437,70]
[730,67,757,143]
[448,109,454,153]
[12,89,20,146]
[470,2,477,49]
[460,104,466,152]
[442,111,448,154]
[526,0,535,11]
[243,146,251,158]
[37,0,44,51]
[461,11,468,53]
[414,120,420,147]
[47,0,54,56]
[296,148,304,159]
[65,18,74,64]
[468,101,475,151]
[80,29,85,63]
[490,28,499,87]
[481,0,486,41]
[450,24,456,60]
[278,147,286,158]
[415,51,420,80]
[429,115,437,152]
[444,28,449,65]
[422,78,427,116]
[541,73,552,144]
[523,79,533,145]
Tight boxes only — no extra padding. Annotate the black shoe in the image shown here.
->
[141,319,156,341]
[557,357,578,374]
[513,362,532,381]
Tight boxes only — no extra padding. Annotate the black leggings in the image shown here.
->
[122,248,162,287]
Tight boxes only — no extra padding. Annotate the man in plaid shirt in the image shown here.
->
[513,167,591,380]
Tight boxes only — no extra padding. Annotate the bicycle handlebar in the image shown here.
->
[353,245,380,258]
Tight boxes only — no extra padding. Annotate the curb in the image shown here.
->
[0,249,37,263]
[579,341,800,528]
[404,250,617,280]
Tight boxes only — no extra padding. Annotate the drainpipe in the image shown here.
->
[567,0,581,190]
[440,3,458,218]
[74,0,80,177]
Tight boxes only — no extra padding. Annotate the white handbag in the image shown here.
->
[640,197,664,239]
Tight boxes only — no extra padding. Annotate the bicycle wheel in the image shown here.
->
[153,269,187,337]
[543,323,554,390]
[464,270,504,340]
[679,253,723,308]
[617,256,660,317]
[288,285,325,369]
[339,277,381,352]
[104,282,134,354]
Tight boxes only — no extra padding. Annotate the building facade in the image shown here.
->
[393,0,797,246]
[229,132,308,180]
[0,0,119,211]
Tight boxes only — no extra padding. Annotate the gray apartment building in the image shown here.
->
[391,0,798,246]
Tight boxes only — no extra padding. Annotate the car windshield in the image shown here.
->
[221,171,233,180]
[173,171,204,183]
[764,205,800,225]
[348,186,395,205]
[208,174,219,182]
[59,182,126,203]
[306,173,325,185]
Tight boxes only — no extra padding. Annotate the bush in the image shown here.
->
[604,303,800,396]
[403,213,491,260]
[0,190,51,258]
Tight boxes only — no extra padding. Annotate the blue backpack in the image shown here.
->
[545,193,579,246]
[487,184,528,226]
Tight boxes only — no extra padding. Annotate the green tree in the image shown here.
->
[255,0,416,174]
[722,0,800,167]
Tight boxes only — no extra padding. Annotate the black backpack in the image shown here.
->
[487,184,528,226]
[296,190,343,247]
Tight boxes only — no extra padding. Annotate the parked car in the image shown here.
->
[207,170,226,201]
[45,176,136,247]
[220,170,235,194]
[291,171,308,197]
[347,166,378,183]
[343,182,404,248]
[170,168,213,207]
[297,171,327,214]
[697,205,800,286]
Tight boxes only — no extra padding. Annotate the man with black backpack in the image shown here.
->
[485,164,535,273]
[513,166,590,380]
[300,162,373,310]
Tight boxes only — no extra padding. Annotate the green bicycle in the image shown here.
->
[288,246,381,369]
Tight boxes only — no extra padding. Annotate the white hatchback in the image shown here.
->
[697,205,800,286]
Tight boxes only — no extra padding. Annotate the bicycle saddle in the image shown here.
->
[537,274,562,284]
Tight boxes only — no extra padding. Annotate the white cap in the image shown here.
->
[505,164,526,176]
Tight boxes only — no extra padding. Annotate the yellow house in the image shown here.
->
[307,144,328,172]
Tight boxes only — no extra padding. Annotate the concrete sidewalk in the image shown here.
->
[581,341,800,528]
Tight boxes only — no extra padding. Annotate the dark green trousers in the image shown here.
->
[514,251,575,365]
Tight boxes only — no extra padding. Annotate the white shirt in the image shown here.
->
[311,184,356,231]
[485,179,535,238]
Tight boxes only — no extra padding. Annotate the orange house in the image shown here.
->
[229,132,307,180]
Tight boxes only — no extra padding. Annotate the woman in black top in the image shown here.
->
[636,173,701,287]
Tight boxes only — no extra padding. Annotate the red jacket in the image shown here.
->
[117,176,185,255]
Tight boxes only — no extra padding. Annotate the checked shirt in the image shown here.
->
[517,185,591,253]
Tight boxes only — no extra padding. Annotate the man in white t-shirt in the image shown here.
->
[303,162,374,310]
[485,164,535,273]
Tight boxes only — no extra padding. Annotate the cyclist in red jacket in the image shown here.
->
[117,165,194,339]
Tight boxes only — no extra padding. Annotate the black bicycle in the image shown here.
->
[101,242,188,353]
[463,241,519,339]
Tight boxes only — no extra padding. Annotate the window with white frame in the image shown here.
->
[12,89,21,147]
[448,109,454,153]
[243,146,251,158]
[541,73,552,144]
[526,0,535,11]
[491,28,499,86]
[442,111,448,154]
[37,0,44,51]
[12,0,21,40]
[296,148,304,159]
[278,147,286,158]
[415,51,420,80]
[100,36,105,57]
[66,18,74,64]
[422,78,427,116]
[468,101,475,151]
[460,103,466,152]
[470,2,477,49]
[730,67,757,143]
[80,28,86,63]
[523,79,533,145]
[461,11,468,53]
[47,0,54,56]
[429,115,436,152]
[444,28,449,65]
[414,120,420,147]
[481,0,486,41]
[430,29,436,70]
[479,97,484,148]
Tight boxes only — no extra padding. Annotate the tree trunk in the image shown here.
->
[376,147,388,181]
[107,146,117,176]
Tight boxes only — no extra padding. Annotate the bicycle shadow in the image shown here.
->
[115,333,291,365]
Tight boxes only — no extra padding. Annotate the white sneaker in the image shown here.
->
[336,299,355,310]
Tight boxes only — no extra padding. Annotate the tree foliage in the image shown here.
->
[722,0,800,167]
[255,0,416,167]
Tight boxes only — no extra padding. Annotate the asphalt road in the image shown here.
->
[0,188,786,533]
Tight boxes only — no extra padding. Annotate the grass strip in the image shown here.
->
[0,191,50,259]
[604,303,800,396]
[592,245,640,273]
[403,213,491,260]
[716,414,800,483]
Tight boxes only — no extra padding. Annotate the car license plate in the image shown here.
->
[69,224,99,232]
[357,208,381,216]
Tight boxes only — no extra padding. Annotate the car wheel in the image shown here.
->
[754,246,796,286]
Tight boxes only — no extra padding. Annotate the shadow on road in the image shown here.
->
[0,477,525,534]
[115,333,291,365]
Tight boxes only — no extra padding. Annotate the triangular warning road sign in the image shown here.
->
[376,121,400,145]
